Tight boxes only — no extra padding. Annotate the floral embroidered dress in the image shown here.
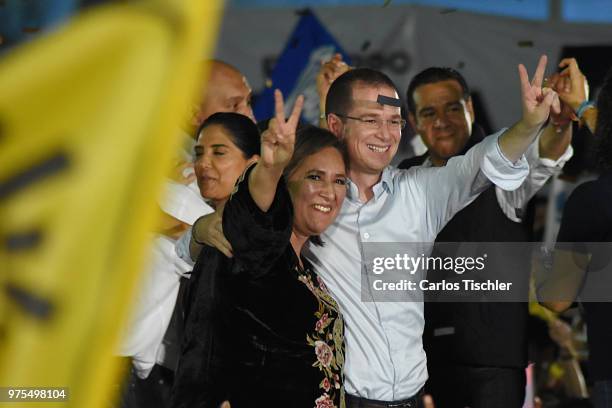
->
[172,167,345,408]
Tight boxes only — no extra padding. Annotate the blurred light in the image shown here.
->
[228,0,550,21]
[0,0,78,51]
[562,0,612,23]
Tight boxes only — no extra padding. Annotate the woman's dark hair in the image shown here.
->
[196,112,260,158]
[283,125,349,246]
[595,67,612,172]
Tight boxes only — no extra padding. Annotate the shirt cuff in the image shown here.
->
[482,129,530,191]
[175,228,196,267]
[538,144,574,168]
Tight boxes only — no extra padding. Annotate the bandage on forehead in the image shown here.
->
[350,96,402,111]
[376,94,401,107]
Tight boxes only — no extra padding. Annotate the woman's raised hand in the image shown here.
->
[260,89,304,172]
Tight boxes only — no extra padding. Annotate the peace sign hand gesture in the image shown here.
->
[518,55,561,129]
[261,89,304,172]
[248,90,304,212]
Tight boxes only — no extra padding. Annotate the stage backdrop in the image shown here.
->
[214,4,612,131]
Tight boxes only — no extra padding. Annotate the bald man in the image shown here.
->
[189,60,255,129]
[160,60,255,237]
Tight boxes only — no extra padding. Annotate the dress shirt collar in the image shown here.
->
[346,166,394,202]
[421,156,433,168]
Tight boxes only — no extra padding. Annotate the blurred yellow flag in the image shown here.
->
[0,1,222,407]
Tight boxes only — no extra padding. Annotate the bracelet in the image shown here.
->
[576,100,595,119]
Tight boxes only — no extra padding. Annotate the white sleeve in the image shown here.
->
[415,128,529,234]
[117,236,182,378]
[159,179,213,225]
[496,133,573,222]
[175,227,196,268]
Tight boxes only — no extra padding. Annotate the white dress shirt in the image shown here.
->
[303,130,529,401]
[119,131,213,378]
[159,132,210,226]
[119,235,196,377]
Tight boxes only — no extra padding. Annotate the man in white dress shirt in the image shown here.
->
[184,57,560,408]
[302,57,560,407]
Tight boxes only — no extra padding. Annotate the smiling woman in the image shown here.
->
[285,126,349,246]
[172,92,350,408]
[193,112,260,207]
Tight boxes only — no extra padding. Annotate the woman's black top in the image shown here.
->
[171,168,345,408]
[557,171,612,382]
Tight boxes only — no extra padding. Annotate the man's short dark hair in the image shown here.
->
[325,68,399,117]
[406,67,471,115]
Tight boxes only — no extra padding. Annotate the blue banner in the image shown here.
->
[253,10,351,124]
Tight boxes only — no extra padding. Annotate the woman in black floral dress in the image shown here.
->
[172,91,348,408]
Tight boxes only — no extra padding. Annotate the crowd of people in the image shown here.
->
[116,51,610,408]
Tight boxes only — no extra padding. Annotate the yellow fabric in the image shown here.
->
[0,1,222,407]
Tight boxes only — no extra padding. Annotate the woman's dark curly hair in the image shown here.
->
[595,66,612,172]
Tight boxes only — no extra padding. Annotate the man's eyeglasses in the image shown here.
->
[334,114,407,131]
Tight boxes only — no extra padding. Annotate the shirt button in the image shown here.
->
[363,232,370,239]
